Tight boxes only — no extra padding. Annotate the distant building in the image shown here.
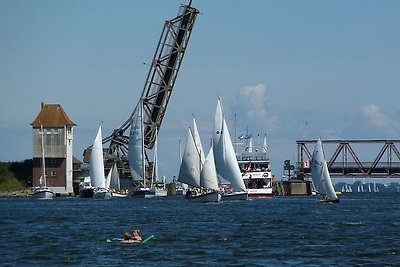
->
[31,103,76,196]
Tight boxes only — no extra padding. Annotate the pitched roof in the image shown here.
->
[31,103,77,128]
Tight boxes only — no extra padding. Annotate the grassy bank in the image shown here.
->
[0,161,30,192]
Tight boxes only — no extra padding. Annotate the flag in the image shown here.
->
[244,134,252,139]
[238,133,252,140]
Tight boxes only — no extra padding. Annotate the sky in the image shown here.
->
[1,0,399,182]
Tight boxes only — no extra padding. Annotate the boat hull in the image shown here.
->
[247,188,273,199]
[79,187,94,198]
[240,169,274,199]
[132,188,168,198]
[32,187,54,199]
[221,191,248,201]
[185,191,221,203]
[154,188,168,197]
[93,188,112,199]
[175,188,186,195]
[112,192,128,198]
[319,198,340,204]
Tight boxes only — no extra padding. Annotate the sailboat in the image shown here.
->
[89,125,112,199]
[32,124,55,199]
[129,101,167,198]
[108,162,128,197]
[213,97,248,201]
[178,123,221,203]
[311,138,339,203]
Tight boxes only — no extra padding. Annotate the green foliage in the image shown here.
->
[0,162,26,191]
[10,159,32,184]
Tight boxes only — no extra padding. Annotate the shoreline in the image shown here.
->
[0,189,32,198]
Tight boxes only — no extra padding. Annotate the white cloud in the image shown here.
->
[232,84,279,132]
[360,104,392,128]
[355,104,400,137]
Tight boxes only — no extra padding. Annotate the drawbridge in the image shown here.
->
[98,3,199,163]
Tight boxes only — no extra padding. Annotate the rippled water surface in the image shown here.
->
[1,193,400,266]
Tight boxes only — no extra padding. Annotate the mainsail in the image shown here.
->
[89,125,106,188]
[128,102,145,183]
[311,138,338,201]
[200,146,219,191]
[192,117,205,164]
[213,97,230,185]
[213,97,247,192]
[110,162,121,191]
[177,128,201,188]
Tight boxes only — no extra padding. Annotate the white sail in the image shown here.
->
[311,138,338,201]
[213,97,247,192]
[110,163,121,191]
[128,103,145,183]
[177,128,201,188]
[200,146,219,190]
[213,97,231,185]
[192,117,205,164]
[222,119,247,191]
[89,125,106,188]
[105,167,112,189]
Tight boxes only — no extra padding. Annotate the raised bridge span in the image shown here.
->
[99,2,199,159]
[296,139,400,178]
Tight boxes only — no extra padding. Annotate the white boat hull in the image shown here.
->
[221,191,248,201]
[185,191,221,203]
[132,188,168,198]
[175,188,186,195]
[112,192,128,198]
[32,187,54,199]
[154,188,168,197]
[247,188,273,199]
[93,188,112,199]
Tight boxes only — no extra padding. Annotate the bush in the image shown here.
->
[0,163,25,191]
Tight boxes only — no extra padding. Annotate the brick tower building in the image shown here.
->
[31,103,76,196]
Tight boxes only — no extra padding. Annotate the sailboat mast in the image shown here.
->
[40,124,46,187]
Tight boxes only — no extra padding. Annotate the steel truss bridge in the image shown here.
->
[296,139,400,178]
[100,3,199,160]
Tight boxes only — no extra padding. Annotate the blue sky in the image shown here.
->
[1,0,399,182]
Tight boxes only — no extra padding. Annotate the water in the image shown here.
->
[1,193,400,266]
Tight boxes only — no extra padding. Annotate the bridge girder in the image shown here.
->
[296,139,400,178]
